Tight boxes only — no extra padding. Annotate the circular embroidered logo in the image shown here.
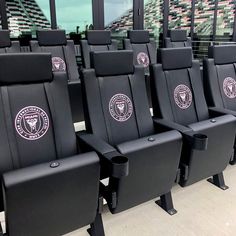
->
[137,52,150,68]
[223,77,236,99]
[15,106,49,141]
[52,57,66,72]
[174,84,192,109]
[109,94,133,122]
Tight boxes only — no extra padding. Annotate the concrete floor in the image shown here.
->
[64,164,236,236]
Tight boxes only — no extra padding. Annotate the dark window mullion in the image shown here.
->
[93,0,104,30]
[133,0,144,30]
[0,0,8,29]
[190,0,195,39]
[49,0,57,29]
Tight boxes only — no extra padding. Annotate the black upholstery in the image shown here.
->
[30,29,84,122]
[128,30,150,44]
[205,45,236,163]
[0,30,20,53]
[37,29,67,46]
[0,53,101,236]
[157,47,192,70]
[151,47,236,187]
[124,30,156,107]
[80,50,182,214]
[165,30,192,48]
[0,53,52,84]
[91,50,134,76]
[80,30,118,68]
[208,45,236,65]
[87,30,111,45]
[124,30,156,70]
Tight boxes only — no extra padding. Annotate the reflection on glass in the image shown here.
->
[6,0,50,37]
[216,0,235,36]
[105,0,133,37]
[195,0,214,36]
[168,0,191,32]
[144,0,163,45]
[56,0,92,34]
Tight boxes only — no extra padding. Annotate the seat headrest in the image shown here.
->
[0,53,53,84]
[169,30,187,42]
[128,30,150,44]
[208,45,236,65]
[86,30,111,45]
[0,30,11,48]
[157,47,193,70]
[37,30,67,46]
[91,50,134,76]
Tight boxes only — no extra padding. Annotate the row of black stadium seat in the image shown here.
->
[1,27,236,235]
[0,29,191,124]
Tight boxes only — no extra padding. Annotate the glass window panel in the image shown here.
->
[216,0,235,36]
[105,0,133,37]
[144,0,163,45]
[56,0,93,35]
[168,0,191,32]
[6,0,51,37]
[195,0,215,36]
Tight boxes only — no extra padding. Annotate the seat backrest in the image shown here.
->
[30,30,79,81]
[0,53,77,175]
[80,30,118,68]
[205,45,236,110]
[151,48,209,126]
[124,30,156,73]
[165,30,192,48]
[0,30,20,53]
[82,51,154,146]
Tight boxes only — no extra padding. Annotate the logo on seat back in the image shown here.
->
[137,52,150,68]
[223,77,236,99]
[109,94,133,122]
[52,57,66,72]
[15,106,49,141]
[174,84,192,109]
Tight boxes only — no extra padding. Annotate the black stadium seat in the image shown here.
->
[124,30,156,72]
[150,47,236,189]
[0,53,103,236]
[204,45,236,164]
[80,30,118,69]
[165,29,192,48]
[0,30,20,53]
[79,50,182,215]
[124,30,156,106]
[30,29,83,123]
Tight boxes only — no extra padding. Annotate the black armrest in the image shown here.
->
[209,106,236,117]
[153,118,208,150]
[77,132,129,178]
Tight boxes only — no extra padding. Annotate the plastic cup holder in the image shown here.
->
[111,156,128,165]
[111,156,129,178]
[193,133,208,150]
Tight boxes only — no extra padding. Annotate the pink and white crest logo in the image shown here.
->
[137,52,150,68]
[223,77,236,99]
[174,84,192,109]
[15,106,49,141]
[52,57,66,72]
[109,94,133,122]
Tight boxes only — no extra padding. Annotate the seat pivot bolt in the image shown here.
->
[148,137,155,142]
[50,162,60,168]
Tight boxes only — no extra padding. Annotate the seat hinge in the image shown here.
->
[98,195,104,214]
[111,192,117,209]
[181,164,189,181]
[175,168,181,183]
